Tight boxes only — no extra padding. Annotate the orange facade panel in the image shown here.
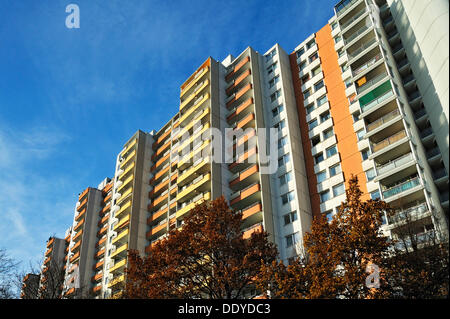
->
[242,224,263,240]
[226,56,250,82]
[315,24,368,198]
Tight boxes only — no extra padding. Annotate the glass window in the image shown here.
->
[326,145,338,158]
[366,168,376,181]
[352,111,360,123]
[320,190,331,203]
[370,190,381,200]
[315,152,324,164]
[308,118,318,130]
[309,52,319,63]
[296,47,305,58]
[325,210,334,222]
[329,163,342,177]
[306,39,316,49]
[312,66,322,76]
[270,90,281,102]
[284,211,298,225]
[361,148,371,161]
[331,22,338,30]
[306,103,315,114]
[269,75,280,88]
[333,183,345,197]
[317,95,328,106]
[286,232,300,247]
[314,80,325,91]
[334,36,342,44]
[282,191,295,205]
[317,170,327,183]
[299,61,307,71]
[320,111,330,122]
[278,136,288,148]
[311,135,321,147]
[280,171,293,186]
[303,89,312,99]
[356,128,366,141]
[323,128,334,140]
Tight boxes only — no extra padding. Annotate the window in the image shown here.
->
[320,190,331,203]
[341,63,349,72]
[278,153,290,167]
[314,80,325,91]
[317,170,327,183]
[326,145,338,158]
[301,74,310,84]
[267,62,278,74]
[286,232,300,248]
[299,61,307,71]
[334,35,342,44]
[306,39,316,49]
[296,47,305,58]
[282,191,295,205]
[317,94,328,106]
[312,66,322,76]
[352,111,360,122]
[266,49,276,61]
[361,148,371,161]
[366,168,376,181]
[311,135,321,147]
[279,171,293,186]
[314,152,324,164]
[305,103,315,114]
[303,89,312,99]
[270,90,281,102]
[325,210,334,222]
[345,78,352,88]
[320,111,330,122]
[269,75,280,88]
[308,118,318,130]
[333,183,345,197]
[338,49,345,57]
[272,104,284,117]
[284,211,298,225]
[309,52,319,63]
[356,128,366,141]
[278,136,288,148]
[370,190,381,200]
[323,128,334,140]
[331,22,338,30]
[329,163,342,177]
[274,119,286,132]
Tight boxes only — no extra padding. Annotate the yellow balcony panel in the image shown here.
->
[179,93,210,125]
[178,139,211,169]
[120,138,137,157]
[116,199,132,218]
[112,291,123,299]
[177,173,211,202]
[110,243,128,259]
[180,66,210,100]
[112,228,129,245]
[108,274,125,288]
[179,107,210,138]
[178,159,209,185]
[178,123,211,153]
[180,79,210,111]
[176,192,211,219]
[118,174,134,192]
[117,188,132,205]
[119,162,135,179]
[109,258,127,273]
[114,214,130,231]
[120,149,136,169]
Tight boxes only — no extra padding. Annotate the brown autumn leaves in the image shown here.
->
[123,176,448,299]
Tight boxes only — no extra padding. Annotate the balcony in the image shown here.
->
[348,37,377,61]
[230,182,261,207]
[371,130,407,153]
[229,164,259,190]
[344,23,371,46]
[116,197,132,217]
[120,138,137,157]
[360,89,395,114]
[226,83,253,109]
[356,72,389,95]
[352,53,383,77]
[179,93,210,125]
[119,149,136,169]
[239,201,262,220]
[176,192,211,218]
[177,173,211,202]
[112,228,129,245]
[180,79,210,111]
[242,223,263,239]
[382,176,421,199]
[366,108,401,133]
[77,198,88,212]
[226,56,250,83]
[178,157,209,185]
[114,214,130,231]
[109,258,127,273]
[376,152,415,176]
[108,274,125,288]
[180,66,209,99]
[110,243,128,259]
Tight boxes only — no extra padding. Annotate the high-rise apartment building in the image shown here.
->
[31,0,448,299]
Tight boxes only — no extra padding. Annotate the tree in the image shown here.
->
[0,248,20,299]
[385,206,449,298]
[256,175,394,298]
[124,196,278,299]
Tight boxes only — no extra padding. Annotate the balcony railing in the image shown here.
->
[352,53,382,76]
[340,7,367,30]
[344,24,371,45]
[348,37,377,60]
[366,108,401,132]
[426,147,441,159]
[420,127,433,139]
[336,0,360,16]
[357,72,388,94]
[376,152,413,175]
[360,89,394,113]
[372,130,407,153]
[433,168,448,180]
[382,176,421,199]
[388,202,428,224]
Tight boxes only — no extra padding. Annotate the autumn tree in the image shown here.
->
[257,175,394,299]
[124,196,278,299]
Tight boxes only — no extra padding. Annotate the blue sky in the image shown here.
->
[0,0,336,270]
